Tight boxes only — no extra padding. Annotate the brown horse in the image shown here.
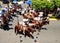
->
[15,22,35,37]
[7,8,14,21]
[15,24,23,34]
[15,22,30,35]
[15,24,32,37]
[36,19,49,32]
[23,14,30,19]
[26,24,35,34]
[2,13,8,25]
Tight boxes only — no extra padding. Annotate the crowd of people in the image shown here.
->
[0,0,49,37]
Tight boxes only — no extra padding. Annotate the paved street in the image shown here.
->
[0,14,60,43]
[0,4,60,43]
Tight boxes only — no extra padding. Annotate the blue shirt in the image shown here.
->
[26,0,32,5]
[1,10,5,16]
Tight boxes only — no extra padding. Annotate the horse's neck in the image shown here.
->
[2,16,7,22]
[18,24,23,29]
[3,16,6,19]
[8,11,11,14]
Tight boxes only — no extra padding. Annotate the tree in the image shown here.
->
[32,0,54,10]
[32,0,41,10]
[56,0,60,8]
[32,0,60,11]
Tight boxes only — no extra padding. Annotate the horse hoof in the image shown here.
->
[16,33,18,35]
[36,36,38,38]
[16,34,17,35]
[38,30,40,32]
[20,36,22,38]
[20,40,23,42]
[37,33,39,35]
[34,40,37,42]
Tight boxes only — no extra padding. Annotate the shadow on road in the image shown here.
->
[16,31,34,39]
[0,23,13,31]
[24,33,34,39]
[41,28,47,30]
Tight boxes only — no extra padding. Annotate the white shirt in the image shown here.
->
[38,14,43,17]
[16,8,21,11]
[17,1,23,4]
[30,10,35,13]
[39,12,43,17]
[21,10,25,14]
[29,23,35,26]
[19,21,26,27]
[0,11,2,18]
[9,6,12,9]
[34,17,40,21]
[0,11,2,14]
[23,19,28,22]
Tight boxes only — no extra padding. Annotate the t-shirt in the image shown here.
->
[23,19,28,22]
[34,17,40,21]
[1,10,5,16]
[38,12,43,17]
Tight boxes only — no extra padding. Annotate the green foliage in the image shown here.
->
[56,0,60,8]
[32,0,60,10]
[46,1,54,10]
[32,0,41,10]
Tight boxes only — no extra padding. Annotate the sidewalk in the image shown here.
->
[49,18,57,20]
[0,1,3,5]
[48,14,60,20]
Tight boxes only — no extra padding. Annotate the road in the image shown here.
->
[0,14,60,43]
[0,4,60,43]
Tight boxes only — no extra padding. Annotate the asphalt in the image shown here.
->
[0,4,60,43]
[0,14,60,43]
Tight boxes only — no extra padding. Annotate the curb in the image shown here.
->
[49,18,60,20]
[49,18,57,20]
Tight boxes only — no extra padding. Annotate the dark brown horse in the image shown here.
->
[26,24,35,34]
[15,22,35,37]
[2,14,8,25]
[15,24,23,34]
[36,19,49,32]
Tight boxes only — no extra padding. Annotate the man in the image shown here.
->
[1,9,6,17]
[0,4,2,8]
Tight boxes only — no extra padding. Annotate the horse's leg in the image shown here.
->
[25,29,30,37]
[47,20,49,24]
[28,27,35,34]
[15,26,18,35]
[9,15,13,20]
[39,26,42,32]
[15,26,17,33]
[38,23,43,32]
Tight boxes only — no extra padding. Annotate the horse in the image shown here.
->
[36,18,49,32]
[15,23,32,37]
[15,21,35,38]
[1,13,9,30]
[23,13,30,19]
[7,8,14,21]
[2,13,8,25]
[15,23,23,35]
[26,24,35,34]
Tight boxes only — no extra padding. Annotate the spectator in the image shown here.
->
[1,9,6,17]
[0,4,2,8]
